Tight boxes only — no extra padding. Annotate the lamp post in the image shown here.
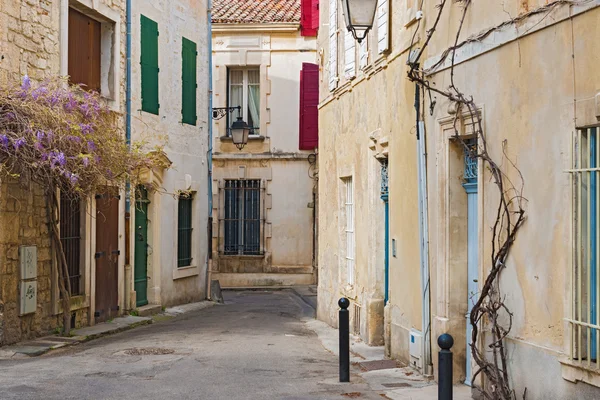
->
[211,105,250,150]
[341,0,378,43]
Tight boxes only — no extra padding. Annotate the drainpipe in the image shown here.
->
[124,0,132,310]
[205,0,214,299]
[415,82,433,376]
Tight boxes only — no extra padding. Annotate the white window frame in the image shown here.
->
[344,177,355,285]
[228,68,261,137]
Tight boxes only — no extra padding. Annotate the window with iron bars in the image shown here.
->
[569,126,600,369]
[223,180,262,255]
[177,194,193,267]
[60,193,83,296]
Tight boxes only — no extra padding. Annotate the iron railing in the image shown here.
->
[222,180,262,255]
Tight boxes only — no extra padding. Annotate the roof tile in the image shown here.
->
[212,0,301,24]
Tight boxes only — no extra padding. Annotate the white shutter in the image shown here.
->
[359,37,368,69]
[344,31,356,78]
[328,0,338,91]
[377,0,389,54]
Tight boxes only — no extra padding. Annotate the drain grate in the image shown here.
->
[123,347,174,356]
[358,359,400,371]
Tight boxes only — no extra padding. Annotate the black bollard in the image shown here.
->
[438,333,454,400]
[339,297,350,382]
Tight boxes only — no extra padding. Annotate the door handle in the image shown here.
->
[95,251,105,259]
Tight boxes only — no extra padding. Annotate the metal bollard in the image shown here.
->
[339,297,350,382]
[438,333,454,400]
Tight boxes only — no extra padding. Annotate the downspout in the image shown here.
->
[415,82,433,376]
[125,0,132,310]
[205,0,214,299]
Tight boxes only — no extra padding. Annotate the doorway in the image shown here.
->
[94,189,120,323]
[134,186,149,307]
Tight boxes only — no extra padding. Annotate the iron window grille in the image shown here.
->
[222,180,262,255]
[177,194,193,267]
[568,127,600,368]
[60,193,82,296]
[344,177,355,285]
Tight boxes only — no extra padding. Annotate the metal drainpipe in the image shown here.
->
[205,0,214,299]
[124,0,133,311]
[415,82,433,376]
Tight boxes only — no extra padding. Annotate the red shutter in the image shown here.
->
[301,0,318,36]
[311,0,320,30]
[299,63,319,150]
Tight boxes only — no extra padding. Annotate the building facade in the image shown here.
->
[209,0,318,288]
[128,0,210,310]
[317,0,600,398]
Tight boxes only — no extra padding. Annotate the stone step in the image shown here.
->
[265,265,314,274]
[136,304,162,317]
[214,272,315,288]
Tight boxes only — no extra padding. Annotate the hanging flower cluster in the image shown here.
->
[0,76,167,197]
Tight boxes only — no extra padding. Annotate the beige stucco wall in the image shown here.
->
[422,3,600,397]
[316,0,422,348]
[210,27,317,288]
[129,0,210,307]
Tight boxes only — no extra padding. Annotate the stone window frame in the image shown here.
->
[172,179,201,281]
[60,0,122,111]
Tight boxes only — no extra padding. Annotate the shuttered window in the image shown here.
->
[181,37,197,125]
[141,15,159,115]
[68,8,101,92]
[60,194,83,296]
[177,195,193,268]
[299,63,319,150]
[359,37,368,69]
[377,0,390,54]
[344,177,355,285]
[328,0,338,91]
[344,30,356,79]
[224,180,261,256]
[228,69,260,135]
[301,0,319,36]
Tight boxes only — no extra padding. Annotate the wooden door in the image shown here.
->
[134,187,149,307]
[95,189,119,323]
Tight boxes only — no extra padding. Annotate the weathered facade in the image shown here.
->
[0,0,126,344]
[317,0,600,398]
[128,0,210,309]
[210,0,318,288]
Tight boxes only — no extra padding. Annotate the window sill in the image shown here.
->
[560,357,600,387]
[219,136,266,142]
[173,265,199,280]
[219,254,265,259]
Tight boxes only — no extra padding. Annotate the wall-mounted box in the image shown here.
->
[19,245,37,280]
[409,328,423,371]
[20,280,37,315]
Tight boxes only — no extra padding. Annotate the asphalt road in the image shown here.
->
[0,290,376,400]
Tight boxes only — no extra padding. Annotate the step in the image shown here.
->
[214,272,315,288]
[136,304,162,317]
[265,265,314,274]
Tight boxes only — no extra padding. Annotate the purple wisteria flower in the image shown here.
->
[64,94,77,112]
[5,112,15,121]
[87,140,96,151]
[36,130,45,141]
[66,135,82,143]
[79,123,93,135]
[0,134,9,148]
[82,157,90,167]
[13,138,25,151]
[31,86,48,100]
[21,75,31,91]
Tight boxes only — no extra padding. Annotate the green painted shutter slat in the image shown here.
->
[181,37,197,125]
[141,15,159,115]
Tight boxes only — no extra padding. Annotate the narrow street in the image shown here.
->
[0,291,378,400]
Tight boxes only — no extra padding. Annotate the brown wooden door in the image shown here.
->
[95,189,119,323]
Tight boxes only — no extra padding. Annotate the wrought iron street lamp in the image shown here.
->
[211,105,249,150]
[341,0,378,43]
[230,116,250,150]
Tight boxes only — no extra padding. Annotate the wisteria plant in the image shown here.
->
[0,76,168,334]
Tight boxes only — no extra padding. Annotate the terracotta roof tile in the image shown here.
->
[212,0,301,24]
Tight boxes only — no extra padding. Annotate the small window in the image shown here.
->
[224,180,261,255]
[228,68,260,136]
[181,37,197,125]
[141,15,159,114]
[343,177,355,285]
[68,8,101,92]
[60,193,83,296]
[177,194,193,267]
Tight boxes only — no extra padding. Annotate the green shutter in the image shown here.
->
[181,37,197,125]
[141,15,159,115]
[177,195,193,267]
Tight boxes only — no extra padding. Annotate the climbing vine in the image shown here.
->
[0,77,168,335]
